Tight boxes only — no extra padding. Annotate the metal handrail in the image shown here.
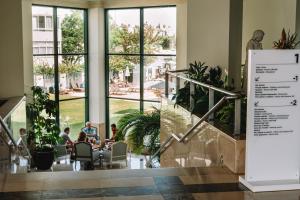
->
[0,117,18,147]
[146,96,234,167]
[0,116,32,168]
[0,96,32,166]
[172,96,230,142]
[167,70,240,97]
[146,70,243,167]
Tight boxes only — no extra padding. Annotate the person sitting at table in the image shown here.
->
[103,123,118,148]
[76,131,101,161]
[59,127,74,151]
[77,131,88,143]
[110,123,117,141]
[82,121,99,141]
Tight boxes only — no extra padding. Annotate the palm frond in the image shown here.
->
[116,109,160,155]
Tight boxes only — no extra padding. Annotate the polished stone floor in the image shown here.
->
[1,166,300,200]
[1,153,153,174]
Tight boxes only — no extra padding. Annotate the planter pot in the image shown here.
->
[33,149,54,170]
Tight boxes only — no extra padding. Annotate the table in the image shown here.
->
[92,144,101,150]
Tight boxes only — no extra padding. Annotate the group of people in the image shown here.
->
[59,121,118,154]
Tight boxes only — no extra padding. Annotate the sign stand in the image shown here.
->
[239,50,300,192]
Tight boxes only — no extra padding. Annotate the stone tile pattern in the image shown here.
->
[1,167,300,200]
[160,98,245,173]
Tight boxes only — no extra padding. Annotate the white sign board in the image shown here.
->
[240,50,300,192]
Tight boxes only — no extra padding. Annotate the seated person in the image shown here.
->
[82,121,99,141]
[17,128,27,152]
[110,123,117,141]
[77,131,88,143]
[59,127,73,150]
[103,124,118,150]
[76,131,100,162]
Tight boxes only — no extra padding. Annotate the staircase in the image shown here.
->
[0,96,31,173]
[147,71,245,173]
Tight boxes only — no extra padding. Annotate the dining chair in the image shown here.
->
[104,141,128,168]
[74,142,99,170]
[54,144,69,164]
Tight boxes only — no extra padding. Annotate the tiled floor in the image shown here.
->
[2,153,153,174]
[1,167,300,200]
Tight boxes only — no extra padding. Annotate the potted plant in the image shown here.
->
[116,108,161,155]
[273,28,300,49]
[26,86,60,170]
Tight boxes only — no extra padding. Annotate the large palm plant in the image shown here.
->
[116,108,160,155]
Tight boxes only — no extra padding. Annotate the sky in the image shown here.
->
[109,7,176,35]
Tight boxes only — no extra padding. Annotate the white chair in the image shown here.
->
[103,141,128,168]
[74,142,99,170]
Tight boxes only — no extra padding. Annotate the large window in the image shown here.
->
[32,6,88,139]
[105,6,176,137]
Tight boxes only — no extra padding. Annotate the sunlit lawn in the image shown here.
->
[109,99,140,127]
[11,96,153,141]
[53,95,139,140]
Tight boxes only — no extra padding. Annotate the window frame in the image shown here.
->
[32,4,89,128]
[104,5,176,138]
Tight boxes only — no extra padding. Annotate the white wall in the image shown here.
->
[187,0,230,70]
[0,0,25,98]
[176,1,188,69]
[242,0,297,62]
[22,0,34,96]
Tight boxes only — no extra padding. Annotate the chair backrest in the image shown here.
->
[111,142,127,161]
[55,144,67,158]
[74,142,92,161]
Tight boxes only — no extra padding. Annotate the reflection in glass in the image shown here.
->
[57,8,85,54]
[6,100,26,143]
[109,99,140,136]
[144,7,176,54]
[58,56,86,100]
[108,9,140,54]
[144,56,176,101]
[109,55,140,99]
[60,99,86,141]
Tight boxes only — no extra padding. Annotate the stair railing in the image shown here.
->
[146,70,242,167]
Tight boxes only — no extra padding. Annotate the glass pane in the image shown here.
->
[60,99,86,141]
[58,55,86,100]
[32,6,54,55]
[144,7,176,54]
[7,100,26,142]
[144,56,176,101]
[38,16,45,29]
[109,99,140,137]
[108,9,140,54]
[33,56,55,100]
[109,55,140,100]
[57,8,85,54]
[144,101,161,112]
